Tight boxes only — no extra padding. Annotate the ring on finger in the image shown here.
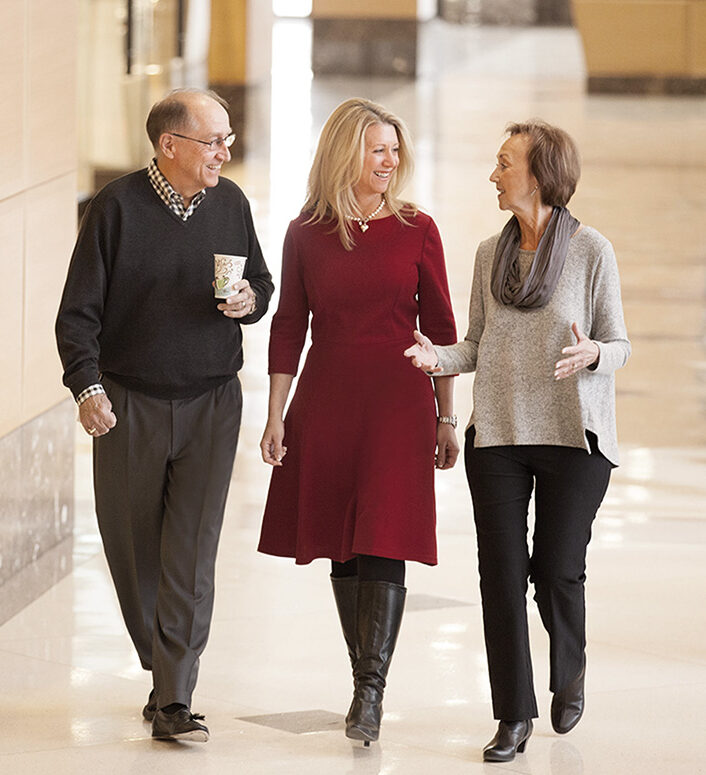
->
[88,427,96,434]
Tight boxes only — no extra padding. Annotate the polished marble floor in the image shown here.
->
[1,18,705,775]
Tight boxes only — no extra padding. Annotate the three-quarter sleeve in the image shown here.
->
[589,242,631,375]
[268,222,311,375]
[417,217,457,345]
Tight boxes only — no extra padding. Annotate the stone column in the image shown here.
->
[572,0,706,94]
[209,0,273,157]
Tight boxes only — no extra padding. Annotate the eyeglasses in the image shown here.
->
[169,132,236,150]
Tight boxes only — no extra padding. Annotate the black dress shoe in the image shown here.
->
[551,660,586,734]
[142,690,157,722]
[151,708,209,742]
[483,720,533,763]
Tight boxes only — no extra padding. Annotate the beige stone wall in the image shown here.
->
[688,2,706,75]
[0,0,78,438]
[573,0,706,78]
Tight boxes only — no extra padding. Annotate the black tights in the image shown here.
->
[330,555,405,586]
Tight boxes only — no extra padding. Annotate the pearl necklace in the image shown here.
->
[346,195,386,232]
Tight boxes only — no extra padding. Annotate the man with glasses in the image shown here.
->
[56,88,274,742]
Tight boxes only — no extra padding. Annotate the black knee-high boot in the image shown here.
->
[330,575,358,669]
[346,580,406,744]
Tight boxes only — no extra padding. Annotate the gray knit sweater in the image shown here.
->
[435,226,631,465]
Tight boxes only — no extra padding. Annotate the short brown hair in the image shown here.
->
[146,88,229,148]
[506,120,580,207]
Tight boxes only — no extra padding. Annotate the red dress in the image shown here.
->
[258,211,456,565]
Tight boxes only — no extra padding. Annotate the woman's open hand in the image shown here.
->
[404,330,441,373]
[554,322,600,380]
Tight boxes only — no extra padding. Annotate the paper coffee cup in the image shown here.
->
[214,254,247,299]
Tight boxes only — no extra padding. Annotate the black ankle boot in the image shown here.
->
[483,720,533,762]
[345,581,406,745]
[551,659,586,734]
[330,575,358,669]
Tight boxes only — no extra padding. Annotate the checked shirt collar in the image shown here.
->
[147,158,206,221]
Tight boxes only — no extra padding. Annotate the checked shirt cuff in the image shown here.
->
[76,383,106,405]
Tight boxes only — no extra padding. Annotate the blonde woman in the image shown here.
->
[258,98,457,745]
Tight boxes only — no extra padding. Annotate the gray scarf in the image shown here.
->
[491,206,579,309]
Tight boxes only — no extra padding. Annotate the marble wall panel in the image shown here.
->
[0,0,25,202]
[0,534,73,625]
[438,0,481,23]
[0,196,25,438]
[536,0,574,24]
[23,174,77,422]
[480,0,537,25]
[0,0,78,617]
[312,19,418,76]
[26,0,78,187]
[0,400,74,589]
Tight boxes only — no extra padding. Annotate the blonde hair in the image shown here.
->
[303,98,417,250]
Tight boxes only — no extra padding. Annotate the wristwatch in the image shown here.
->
[437,415,458,428]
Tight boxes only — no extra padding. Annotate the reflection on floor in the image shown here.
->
[1,19,705,775]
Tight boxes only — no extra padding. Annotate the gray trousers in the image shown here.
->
[93,375,242,709]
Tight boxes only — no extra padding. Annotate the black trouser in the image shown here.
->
[93,375,242,709]
[464,427,612,721]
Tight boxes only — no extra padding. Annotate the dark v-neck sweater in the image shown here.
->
[56,170,274,399]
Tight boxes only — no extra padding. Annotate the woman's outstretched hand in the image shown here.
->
[554,322,600,380]
[404,330,441,373]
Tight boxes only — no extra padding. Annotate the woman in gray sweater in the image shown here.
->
[405,121,630,763]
